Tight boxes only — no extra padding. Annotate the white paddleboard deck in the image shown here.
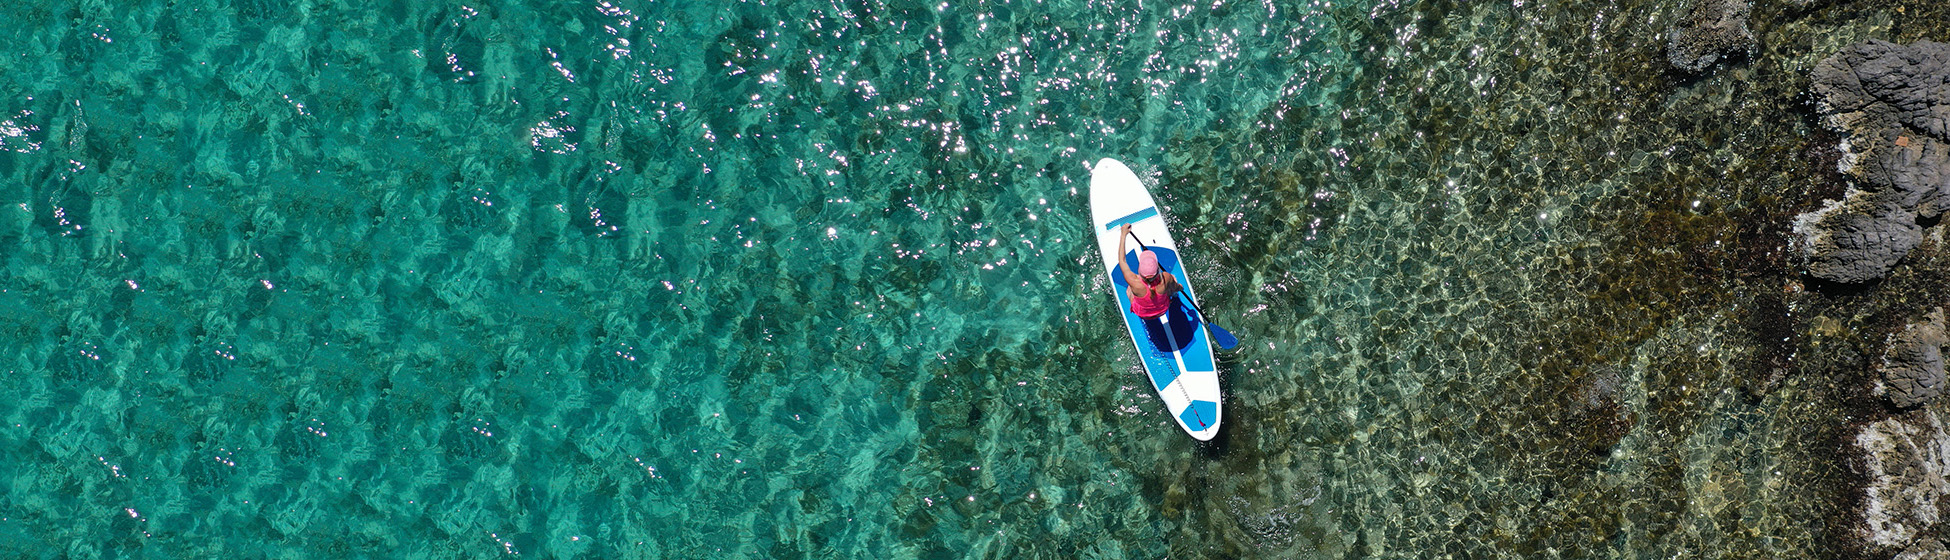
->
[1088,158,1222,441]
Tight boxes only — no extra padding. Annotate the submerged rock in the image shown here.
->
[1897,538,1950,560]
[1883,309,1950,409]
[1798,41,1950,284]
[1856,411,1950,553]
[1667,0,1754,73]
[1570,366,1635,458]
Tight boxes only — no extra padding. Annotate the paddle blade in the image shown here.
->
[1207,323,1239,350]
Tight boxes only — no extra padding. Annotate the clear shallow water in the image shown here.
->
[0,0,1896,557]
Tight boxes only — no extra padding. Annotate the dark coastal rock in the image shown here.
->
[1816,41,1950,140]
[1798,41,1950,284]
[1883,309,1950,409]
[1856,411,1950,553]
[1795,202,1921,285]
[1667,0,1754,73]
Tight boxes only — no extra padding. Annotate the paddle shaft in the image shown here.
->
[1125,230,1213,318]
[1117,209,1238,352]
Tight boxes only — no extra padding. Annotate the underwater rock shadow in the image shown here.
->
[1196,350,1242,459]
[1666,0,1756,77]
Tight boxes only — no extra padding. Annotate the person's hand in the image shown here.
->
[1119,224,1131,236]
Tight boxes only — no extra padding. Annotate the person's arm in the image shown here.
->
[1115,225,1144,286]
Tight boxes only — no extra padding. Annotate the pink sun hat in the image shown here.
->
[1138,250,1159,277]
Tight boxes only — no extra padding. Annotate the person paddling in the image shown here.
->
[1117,224,1180,319]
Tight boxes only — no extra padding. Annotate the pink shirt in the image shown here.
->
[1131,280,1170,318]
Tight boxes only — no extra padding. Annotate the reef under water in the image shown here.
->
[4,0,1950,558]
[1165,0,1950,557]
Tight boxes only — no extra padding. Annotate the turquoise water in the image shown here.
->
[0,0,1892,557]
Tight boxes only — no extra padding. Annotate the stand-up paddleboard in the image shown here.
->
[1089,158,1222,441]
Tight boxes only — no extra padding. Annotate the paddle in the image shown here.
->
[1126,230,1240,350]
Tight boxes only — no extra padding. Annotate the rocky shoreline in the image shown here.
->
[1662,0,1950,554]
[1795,36,1950,560]
[1799,40,1950,287]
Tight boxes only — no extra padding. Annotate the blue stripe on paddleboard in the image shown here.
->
[1103,207,1158,230]
[1167,278,1215,373]
[1179,308,1214,372]
[1179,400,1218,430]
